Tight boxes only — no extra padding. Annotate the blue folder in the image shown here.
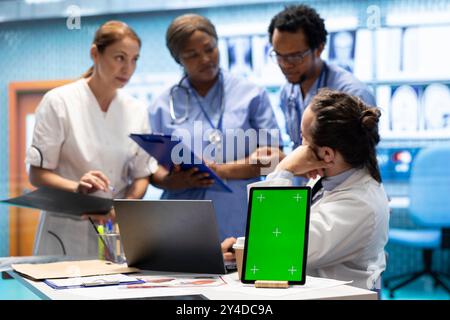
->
[130,133,232,193]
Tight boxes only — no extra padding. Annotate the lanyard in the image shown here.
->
[287,63,328,145]
[190,72,225,132]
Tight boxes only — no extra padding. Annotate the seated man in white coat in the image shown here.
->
[223,89,389,291]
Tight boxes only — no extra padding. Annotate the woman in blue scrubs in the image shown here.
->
[149,14,281,241]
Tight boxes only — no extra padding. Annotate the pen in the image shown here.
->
[89,218,113,261]
[106,219,113,234]
[97,224,105,260]
[83,280,120,287]
[97,224,104,235]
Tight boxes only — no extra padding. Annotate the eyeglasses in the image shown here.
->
[269,49,312,65]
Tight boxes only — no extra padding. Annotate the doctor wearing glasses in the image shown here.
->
[268,5,376,149]
[149,14,281,241]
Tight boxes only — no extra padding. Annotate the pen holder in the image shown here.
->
[98,233,126,264]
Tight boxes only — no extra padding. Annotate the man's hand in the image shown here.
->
[250,146,286,167]
[205,161,224,179]
[276,145,332,176]
[221,237,237,261]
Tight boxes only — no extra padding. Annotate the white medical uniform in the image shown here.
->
[26,78,158,257]
[248,168,389,290]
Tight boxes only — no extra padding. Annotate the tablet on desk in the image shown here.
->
[241,187,311,285]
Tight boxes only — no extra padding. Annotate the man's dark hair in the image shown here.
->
[268,4,328,50]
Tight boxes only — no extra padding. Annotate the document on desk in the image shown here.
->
[217,274,353,297]
[130,133,232,193]
[12,259,140,280]
[44,274,144,290]
[125,275,226,289]
[0,186,113,216]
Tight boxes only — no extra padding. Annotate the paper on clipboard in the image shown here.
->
[12,259,140,280]
[130,133,232,193]
[44,274,144,290]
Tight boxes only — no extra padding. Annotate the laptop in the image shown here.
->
[241,186,311,284]
[114,199,226,275]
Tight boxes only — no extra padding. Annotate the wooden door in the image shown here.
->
[9,80,71,256]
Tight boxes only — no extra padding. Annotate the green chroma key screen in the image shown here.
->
[242,187,311,284]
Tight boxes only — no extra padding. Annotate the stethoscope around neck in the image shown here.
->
[168,70,225,126]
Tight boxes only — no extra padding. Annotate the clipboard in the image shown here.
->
[130,133,232,193]
[44,274,145,290]
[0,186,113,216]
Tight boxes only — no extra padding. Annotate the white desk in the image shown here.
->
[10,271,377,300]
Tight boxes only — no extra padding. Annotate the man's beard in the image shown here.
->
[296,74,307,85]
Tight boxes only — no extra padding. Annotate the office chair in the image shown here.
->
[384,146,450,298]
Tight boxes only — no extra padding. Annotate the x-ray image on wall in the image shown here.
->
[390,85,420,132]
[227,36,253,77]
[328,30,356,73]
[251,35,270,76]
[422,83,450,130]
[251,35,285,83]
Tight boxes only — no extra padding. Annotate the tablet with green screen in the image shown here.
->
[241,187,311,284]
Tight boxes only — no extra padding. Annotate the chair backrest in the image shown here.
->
[409,145,450,228]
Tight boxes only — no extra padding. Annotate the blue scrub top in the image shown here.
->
[280,62,377,149]
[149,70,282,240]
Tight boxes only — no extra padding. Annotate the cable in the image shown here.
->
[47,230,66,255]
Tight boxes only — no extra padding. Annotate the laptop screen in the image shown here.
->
[241,187,311,284]
[114,199,226,275]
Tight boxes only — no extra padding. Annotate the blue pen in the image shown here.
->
[106,219,113,234]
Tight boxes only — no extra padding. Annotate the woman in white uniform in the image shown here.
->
[224,89,389,290]
[149,14,281,241]
[26,21,157,256]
